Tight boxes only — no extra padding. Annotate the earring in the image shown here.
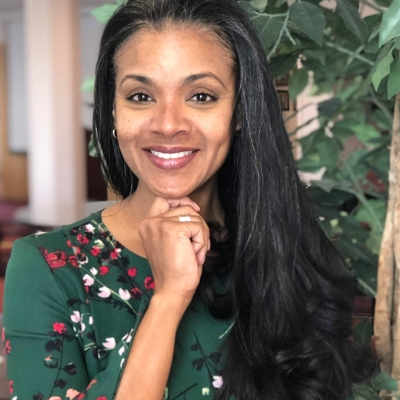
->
[112,129,117,139]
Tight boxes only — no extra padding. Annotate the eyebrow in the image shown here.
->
[119,72,227,89]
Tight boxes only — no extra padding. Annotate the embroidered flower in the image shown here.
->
[45,250,67,268]
[53,322,67,335]
[4,340,11,355]
[77,234,90,245]
[144,276,155,290]
[8,380,13,395]
[119,288,131,301]
[98,287,111,298]
[127,267,137,277]
[68,255,78,267]
[83,274,94,287]
[85,223,95,233]
[212,376,223,389]
[130,287,142,300]
[110,249,121,260]
[103,337,116,349]
[70,311,81,324]
[90,267,98,276]
[91,246,101,257]
[99,266,109,275]
[66,389,80,399]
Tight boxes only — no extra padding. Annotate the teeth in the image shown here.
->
[150,150,194,159]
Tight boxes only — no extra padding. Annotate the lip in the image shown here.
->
[144,149,198,170]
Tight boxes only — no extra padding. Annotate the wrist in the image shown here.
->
[150,292,193,320]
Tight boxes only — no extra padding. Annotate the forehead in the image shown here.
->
[114,26,235,83]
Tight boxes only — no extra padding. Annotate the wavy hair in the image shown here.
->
[93,0,377,398]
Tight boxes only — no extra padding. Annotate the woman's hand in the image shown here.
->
[138,197,210,308]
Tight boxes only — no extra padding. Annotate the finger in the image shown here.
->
[165,197,200,212]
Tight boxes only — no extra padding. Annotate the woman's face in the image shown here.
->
[113,26,237,199]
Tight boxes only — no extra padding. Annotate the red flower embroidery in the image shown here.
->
[96,397,107,400]
[77,234,90,245]
[45,250,67,269]
[99,266,109,275]
[53,322,67,335]
[144,277,155,290]
[9,380,13,395]
[110,250,119,260]
[87,379,98,390]
[4,340,10,355]
[130,287,142,300]
[68,255,78,268]
[91,246,101,257]
[77,394,85,400]
[66,240,72,247]
[127,267,137,277]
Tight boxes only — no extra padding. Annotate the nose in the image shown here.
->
[148,99,191,138]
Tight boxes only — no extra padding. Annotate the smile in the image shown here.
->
[144,148,198,170]
[149,150,194,159]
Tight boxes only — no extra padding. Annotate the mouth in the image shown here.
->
[147,149,196,160]
[144,147,199,170]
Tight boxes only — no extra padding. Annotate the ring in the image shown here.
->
[178,215,191,222]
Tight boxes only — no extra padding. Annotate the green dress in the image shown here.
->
[3,210,233,400]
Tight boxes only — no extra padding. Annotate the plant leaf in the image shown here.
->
[372,49,394,91]
[349,124,381,145]
[91,4,119,24]
[336,0,369,46]
[379,0,400,47]
[355,199,387,233]
[252,14,283,48]
[238,1,256,13]
[250,0,268,11]
[289,2,326,45]
[288,68,309,99]
[388,57,400,99]
[81,76,95,93]
[372,371,398,391]
[269,54,297,78]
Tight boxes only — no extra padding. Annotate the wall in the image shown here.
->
[0,31,28,202]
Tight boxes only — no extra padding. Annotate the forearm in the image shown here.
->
[116,294,189,400]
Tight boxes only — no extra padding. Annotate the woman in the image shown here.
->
[3,0,376,399]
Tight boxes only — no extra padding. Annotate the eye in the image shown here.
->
[127,92,153,103]
[190,92,218,104]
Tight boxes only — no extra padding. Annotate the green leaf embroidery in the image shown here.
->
[336,0,369,46]
[379,0,400,47]
[387,57,400,99]
[288,68,309,99]
[289,2,326,46]
[91,4,119,24]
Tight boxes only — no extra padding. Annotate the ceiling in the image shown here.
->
[0,0,110,12]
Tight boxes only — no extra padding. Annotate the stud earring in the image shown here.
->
[112,129,117,139]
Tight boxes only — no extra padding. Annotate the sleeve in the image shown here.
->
[3,238,148,400]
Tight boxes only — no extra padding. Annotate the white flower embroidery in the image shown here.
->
[119,288,131,301]
[103,337,116,349]
[90,267,98,276]
[212,376,223,388]
[98,287,111,298]
[70,311,80,323]
[202,387,210,395]
[94,239,105,249]
[85,223,95,233]
[119,346,125,356]
[80,322,86,333]
[120,358,125,368]
[89,316,94,325]
[83,274,94,286]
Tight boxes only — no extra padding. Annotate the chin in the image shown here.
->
[151,185,195,200]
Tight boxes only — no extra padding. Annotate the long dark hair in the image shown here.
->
[93,0,377,399]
